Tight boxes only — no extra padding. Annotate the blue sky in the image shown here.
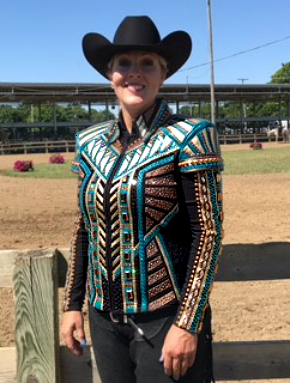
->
[1,0,290,85]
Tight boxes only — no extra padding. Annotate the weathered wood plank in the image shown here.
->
[3,341,290,382]
[13,250,60,383]
[213,340,290,380]
[0,347,100,383]
[0,374,16,383]
[2,243,290,288]
[56,244,290,284]
[53,244,290,285]
[216,242,290,281]
[60,346,101,383]
[0,347,16,380]
[0,250,22,287]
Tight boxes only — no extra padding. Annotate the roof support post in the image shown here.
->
[105,99,109,120]
[288,99,290,128]
[88,102,92,121]
[240,98,244,134]
[53,101,57,139]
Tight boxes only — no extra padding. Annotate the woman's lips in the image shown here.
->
[126,83,145,92]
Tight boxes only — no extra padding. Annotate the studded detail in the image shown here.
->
[122,212,129,223]
[124,251,131,261]
[125,270,133,280]
[127,290,134,300]
[124,232,131,242]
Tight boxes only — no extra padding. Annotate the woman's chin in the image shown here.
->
[123,99,152,115]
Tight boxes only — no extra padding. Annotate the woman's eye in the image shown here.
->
[142,59,154,67]
[118,58,131,67]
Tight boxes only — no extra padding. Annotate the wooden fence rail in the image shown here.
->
[0,133,277,155]
[219,133,269,144]
[0,140,75,155]
[1,243,290,382]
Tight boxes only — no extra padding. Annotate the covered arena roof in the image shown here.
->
[0,82,290,104]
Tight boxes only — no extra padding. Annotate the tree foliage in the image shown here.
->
[270,62,290,84]
[0,103,115,124]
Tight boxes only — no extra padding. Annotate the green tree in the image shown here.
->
[0,103,115,124]
[0,105,15,123]
[270,62,290,84]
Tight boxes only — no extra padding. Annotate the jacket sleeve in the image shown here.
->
[63,147,89,312]
[174,120,224,334]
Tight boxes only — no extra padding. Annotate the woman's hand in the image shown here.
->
[161,324,198,380]
[61,311,86,357]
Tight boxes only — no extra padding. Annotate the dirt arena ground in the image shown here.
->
[0,142,290,367]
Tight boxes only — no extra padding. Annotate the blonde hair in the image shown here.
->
[107,52,168,77]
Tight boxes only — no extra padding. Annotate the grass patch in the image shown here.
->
[223,147,290,175]
[0,162,76,179]
[0,147,289,178]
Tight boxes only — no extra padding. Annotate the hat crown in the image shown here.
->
[113,16,161,46]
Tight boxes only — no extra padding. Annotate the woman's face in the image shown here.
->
[109,51,166,117]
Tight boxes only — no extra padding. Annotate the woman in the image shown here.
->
[61,16,223,383]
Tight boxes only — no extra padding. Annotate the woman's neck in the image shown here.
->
[120,100,157,134]
[121,108,135,134]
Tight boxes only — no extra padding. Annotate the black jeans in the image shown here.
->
[89,305,214,383]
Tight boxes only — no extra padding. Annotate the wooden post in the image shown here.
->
[13,250,60,383]
[207,0,216,124]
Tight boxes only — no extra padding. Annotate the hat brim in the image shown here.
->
[82,31,192,79]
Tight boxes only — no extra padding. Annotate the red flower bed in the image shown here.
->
[14,160,34,172]
[249,142,263,150]
[49,153,65,164]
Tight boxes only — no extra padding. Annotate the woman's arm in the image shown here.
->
[61,159,89,355]
[162,121,223,379]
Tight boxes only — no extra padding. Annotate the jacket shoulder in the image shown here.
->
[76,120,115,149]
[163,115,215,147]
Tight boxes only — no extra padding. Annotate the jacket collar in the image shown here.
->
[107,98,171,145]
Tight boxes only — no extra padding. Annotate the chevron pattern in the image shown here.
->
[95,179,107,273]
[144,163,178,234]
[94,178,121,280]
[109,180,121,279]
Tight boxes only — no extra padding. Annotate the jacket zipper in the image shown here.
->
[104,143,128,311]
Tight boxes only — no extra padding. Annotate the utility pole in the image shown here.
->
[238,78,249,84]
[238,78,249,132]
[207,0,216,124]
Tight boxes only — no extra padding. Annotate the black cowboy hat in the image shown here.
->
[82,16,192,79]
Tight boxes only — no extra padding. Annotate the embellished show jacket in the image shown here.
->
[64,99,223,334]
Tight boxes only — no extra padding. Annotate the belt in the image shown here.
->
[94,304,178,324]
[93,304,178,342]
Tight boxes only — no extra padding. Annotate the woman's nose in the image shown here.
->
[128,62,142,77]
